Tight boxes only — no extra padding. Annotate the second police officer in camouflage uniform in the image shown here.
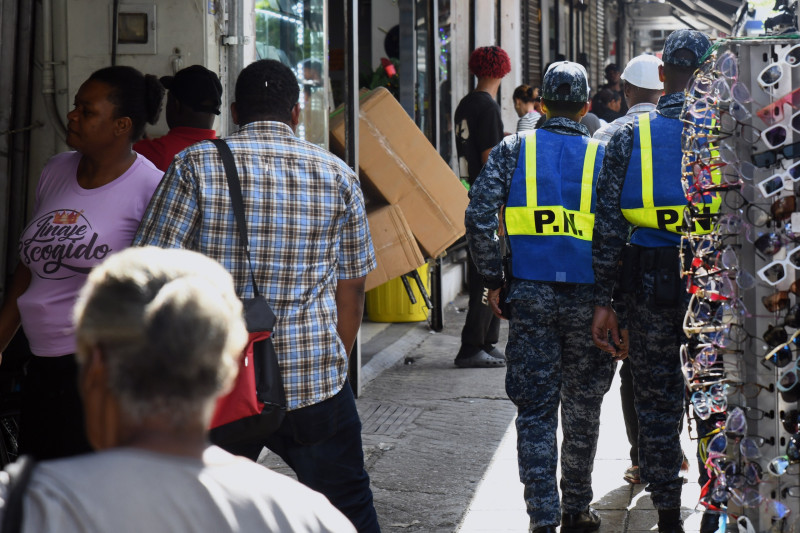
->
[465,62,615,533]
[591,29,712,533]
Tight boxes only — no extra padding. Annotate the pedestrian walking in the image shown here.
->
[513,84,543,132]
[592,53,664,486]
[0,65,164,461]
[133,59,380,532]
[465,61,615,533]
[453,46,511,368]
[134,64,222,171]
[591,29,712,533]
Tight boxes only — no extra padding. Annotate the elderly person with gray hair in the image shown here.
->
[0,247,355,533]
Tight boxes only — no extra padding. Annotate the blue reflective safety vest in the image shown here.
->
[620,111,720,247]
[503,129,603,284]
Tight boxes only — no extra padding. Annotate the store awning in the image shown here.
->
[664,0,745,33]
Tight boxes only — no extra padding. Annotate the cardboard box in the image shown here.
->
[365,204,426,292]
[330,87,468,258]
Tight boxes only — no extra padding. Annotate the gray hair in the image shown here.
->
[73,246,247,427]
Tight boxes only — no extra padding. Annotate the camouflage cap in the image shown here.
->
[542,61,589,102]
[662,29,712,69]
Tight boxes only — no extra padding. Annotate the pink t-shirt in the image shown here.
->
[17,152,163,356]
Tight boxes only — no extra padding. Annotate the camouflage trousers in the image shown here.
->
[622,269,686,510]
[505,282,614,528]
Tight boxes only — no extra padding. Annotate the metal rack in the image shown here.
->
[682,38,800,532]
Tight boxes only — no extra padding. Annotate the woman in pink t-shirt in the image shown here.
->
[0,66,165,460]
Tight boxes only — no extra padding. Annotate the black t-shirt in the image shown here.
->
[454,91,504,185]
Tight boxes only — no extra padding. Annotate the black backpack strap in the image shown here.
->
[2,456,37,533]
[210,139,261,298]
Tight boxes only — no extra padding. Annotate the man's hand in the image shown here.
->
[612,329,630,362]
[487,287,506,320]
[592,305,623,357]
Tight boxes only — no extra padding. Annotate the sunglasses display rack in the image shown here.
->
[681,38,800,532]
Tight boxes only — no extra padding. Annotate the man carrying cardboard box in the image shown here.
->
[453,46,511,368]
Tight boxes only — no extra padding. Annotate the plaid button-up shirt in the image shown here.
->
[133,121,376,410]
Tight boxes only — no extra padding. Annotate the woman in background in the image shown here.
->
[0,65,164,460]
[513,85,543,132]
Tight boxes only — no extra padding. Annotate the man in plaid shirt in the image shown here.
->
[133,59,380,532]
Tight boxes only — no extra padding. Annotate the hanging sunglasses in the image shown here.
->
[756,245,800,285]
[778,358,800,402]
[760,110,800,149]
[724,460,763,489]
[771,195,797,221]
[762,290,791,312]
[762,326,797,369]
[723,187,771,229]
[752,140,800,168]
[756,86,800,126]
[785,302,800,327]
[724,381,774,400]
[764,322,789,346]
[691,385,727,420]
[782,408,800,434]
[757,44,800,90]
[718,113,762,144]
[754,232,788,256]
[767,432,800,476]
[756,161,800,198]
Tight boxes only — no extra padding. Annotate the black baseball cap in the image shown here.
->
[160,65,223,115]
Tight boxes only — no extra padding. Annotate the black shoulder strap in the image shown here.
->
[210,139,261,298]
[2,456,37,533]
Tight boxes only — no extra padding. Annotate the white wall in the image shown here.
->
[26,0,224,199]
[500,0,522,134]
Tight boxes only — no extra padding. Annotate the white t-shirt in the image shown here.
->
[0,446,356,533]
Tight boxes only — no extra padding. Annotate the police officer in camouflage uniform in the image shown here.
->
[591,29,712,533]
[465,62,616,533]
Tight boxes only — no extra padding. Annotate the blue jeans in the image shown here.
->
[232,382,380,532]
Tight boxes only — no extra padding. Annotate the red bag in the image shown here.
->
[209,329,286,449]
[207,139,286,450]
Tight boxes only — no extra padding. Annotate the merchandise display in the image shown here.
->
[679,37,800,532]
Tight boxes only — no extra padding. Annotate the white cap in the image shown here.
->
[620,54,664,90]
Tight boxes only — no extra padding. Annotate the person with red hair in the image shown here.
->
[453,46,511,368]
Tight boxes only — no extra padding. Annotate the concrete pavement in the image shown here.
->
[260,292,710,532]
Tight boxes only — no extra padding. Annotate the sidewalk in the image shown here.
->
[260,292,708,532]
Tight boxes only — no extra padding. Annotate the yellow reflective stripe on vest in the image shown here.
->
[505,135,597,242]
[525,132,537,207]
[505,206,593,240]
[640,114,654,208]
[581,140,599,213]
[621,205,686,233]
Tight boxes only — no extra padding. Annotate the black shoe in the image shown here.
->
[529,526,557,533]
[561,507,601,533]
[699,511,720,533]
[658,508,684,533]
